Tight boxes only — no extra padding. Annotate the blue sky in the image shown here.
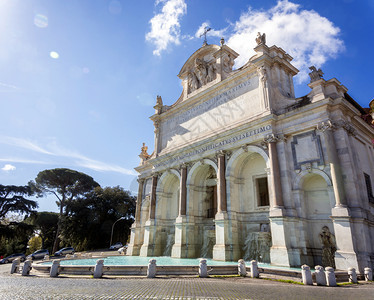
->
[1,0,373,212]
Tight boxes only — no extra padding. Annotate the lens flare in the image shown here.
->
[34,14,48,28]
[50,51,59,59]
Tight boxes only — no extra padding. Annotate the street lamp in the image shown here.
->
[109,216,126,248]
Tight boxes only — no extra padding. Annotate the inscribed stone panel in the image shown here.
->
[160,76,260,151]
[291,131,324,170]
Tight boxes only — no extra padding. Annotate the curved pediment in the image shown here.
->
[177,43,239,97]
[178,44,221,78]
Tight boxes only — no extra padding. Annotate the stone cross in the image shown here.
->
[200,26,211,46]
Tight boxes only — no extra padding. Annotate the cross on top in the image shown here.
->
[200,26,211,45]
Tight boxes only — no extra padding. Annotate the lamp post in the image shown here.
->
[109,217,126,248]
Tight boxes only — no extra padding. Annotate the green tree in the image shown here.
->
[31,168,99,252]
[28,235,42,254]
[0,185,37,220]
[25,212,58,250]
[64,186,135,250]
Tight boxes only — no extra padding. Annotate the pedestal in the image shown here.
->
[331,206,360,271]
[139,220,160,257]
[213,212,238,261]
[171,216,190,258]
[127,223,143,256]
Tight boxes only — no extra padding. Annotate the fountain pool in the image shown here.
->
[41,256,302,271]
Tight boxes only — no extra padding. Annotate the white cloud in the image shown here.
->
[226,0,344,82]
[194,22,226,41]
[2,164,16,171]
[146,0,187,56]
[0,136,136,176]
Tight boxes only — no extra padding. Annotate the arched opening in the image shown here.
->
[187,163,217,258]
[155,173,179,256]
[301,174,335,267]
[228,151,271,263]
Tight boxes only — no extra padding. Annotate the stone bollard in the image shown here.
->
[250,260,259,278]
[10,259,20,274]
[325,267,337,287]
[100,252,105,256]
[22,259,32,276]
[314,265,327,286]
[147,259,157,278]
[199,259,208,278]
[93,259,104,278]
[65,254,71,259]
[50,260,60,277]
[238,259,246,277]
[348,267,358,284]
[364,267,373,281]
[43,255,49,261]
[87,253,92,258]
[301,265,313,285]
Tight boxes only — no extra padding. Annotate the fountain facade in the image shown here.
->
[127,34,374,272]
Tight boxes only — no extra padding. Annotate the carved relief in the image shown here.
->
[187,57,217,94]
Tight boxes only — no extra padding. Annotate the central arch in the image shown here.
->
[226,147,272,263]
[187,159,218,258]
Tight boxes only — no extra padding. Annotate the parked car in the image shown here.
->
[54,247,75,256]
[27,249,49,260]
[0,253,26,264]
[109,242,123,250]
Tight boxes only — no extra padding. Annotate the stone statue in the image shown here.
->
[188,71,199,93]
[319,226,336,268]
[223,55,234,73]
[140,143,150,160]
[206,62,216,82]
[256,32,266,45]
[258,66,267,82]
[308,66,324,82]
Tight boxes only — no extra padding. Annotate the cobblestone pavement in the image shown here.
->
[1,264,374,299]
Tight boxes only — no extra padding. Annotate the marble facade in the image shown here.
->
[128,35,374,272]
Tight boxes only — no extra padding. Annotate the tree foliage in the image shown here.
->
[31,168,99,252]
[0,185,37,220]
[63,186,136,250]
[25,212,58,250]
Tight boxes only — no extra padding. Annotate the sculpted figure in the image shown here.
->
[188,71,199,93]
[140,143,150,159]
[319,226,336,268]
[308,66,324,82]
[223,55,234,73]
[258,66,267,82]
[206,62,216,82]
[256,32,266,45]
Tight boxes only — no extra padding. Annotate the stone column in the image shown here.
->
[149,175,158,220]
[213,151,233,261]
[127,178,145,256]
[172,163,192,258]
[264,133,293,267]
[316,120,346,207]
[317,120,362,271]
[135,179,145,222]
[264,134,284,208]
[179,164,187,216]
[217,151,227,212]
[140,174,159,257]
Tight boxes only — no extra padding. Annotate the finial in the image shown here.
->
[220,37,225,46]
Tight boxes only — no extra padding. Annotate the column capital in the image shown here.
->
[316,119,336,132]
[137,177,146,184]
[263,133,286,144]
[180,162,190,169]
